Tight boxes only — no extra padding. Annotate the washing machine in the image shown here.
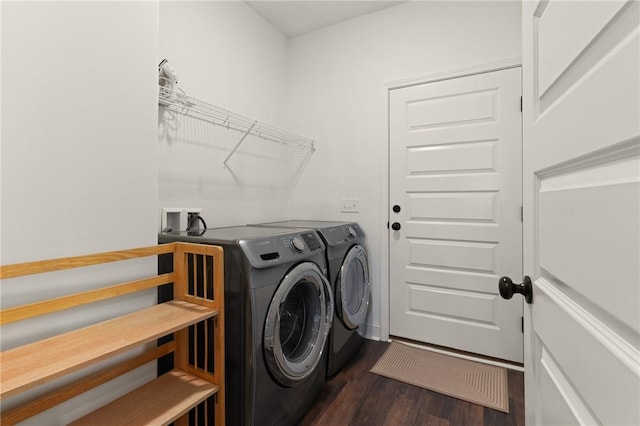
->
[158,226,333,426]
[251,220,370,377]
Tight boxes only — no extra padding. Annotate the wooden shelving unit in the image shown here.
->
[69,370,218,426]
[0,243,225,426]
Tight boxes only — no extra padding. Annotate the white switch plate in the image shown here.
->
[341,198,359,213]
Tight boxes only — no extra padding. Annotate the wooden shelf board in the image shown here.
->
[0,301,216,399]
[69,369,218,426]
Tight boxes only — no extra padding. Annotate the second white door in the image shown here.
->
[389,67,523,362]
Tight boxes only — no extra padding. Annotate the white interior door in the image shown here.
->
[389,68,524,362]
[521,1,639,424]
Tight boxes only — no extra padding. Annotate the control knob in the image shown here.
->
[346,226,356,238]
[290,236,305,253]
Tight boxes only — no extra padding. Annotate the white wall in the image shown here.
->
[1,2,159,423]
[285,1,522,339]
[158,1,300,228]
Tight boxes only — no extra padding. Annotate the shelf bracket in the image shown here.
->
[223,121,257,167]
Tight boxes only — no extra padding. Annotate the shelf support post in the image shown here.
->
[223,121,257,167]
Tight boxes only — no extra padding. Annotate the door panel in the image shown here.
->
[408,284,497,324]
[403,174,500,192]
[538,344,594,425]
[539,159,639,332]
[406,89,497,129]
[406,141,497,174]
[537,1,627,97]
[390,67,523,362]
[523,0,639,424]
[408,239,497,272]
[534,280,639,426]
[407,192,497,221]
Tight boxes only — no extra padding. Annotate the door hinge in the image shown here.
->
[520,206,523,222]
[520,96,523,112]
[386,221,390,229]
[521,316,524,333]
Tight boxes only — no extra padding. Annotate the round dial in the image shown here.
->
[290,236,306,253]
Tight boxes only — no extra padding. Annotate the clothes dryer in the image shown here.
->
[251,221,370,377]
[158,226,333,426]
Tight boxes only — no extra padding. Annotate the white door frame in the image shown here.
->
[381,57,522,342]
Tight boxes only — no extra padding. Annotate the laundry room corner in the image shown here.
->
[157,1,299,229]
[157,1,522,342]
[284,1,522,341]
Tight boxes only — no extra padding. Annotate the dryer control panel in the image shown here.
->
[322,223,364,247]
[240,230,325,269]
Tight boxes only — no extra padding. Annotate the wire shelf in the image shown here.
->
[159,87,315,166]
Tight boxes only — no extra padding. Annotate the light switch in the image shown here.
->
[341,198,359,213]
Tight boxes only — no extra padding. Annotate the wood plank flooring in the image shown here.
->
[298,340,524,426]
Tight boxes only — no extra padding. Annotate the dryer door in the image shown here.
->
[264,262,333,387]
[336,245,370,330]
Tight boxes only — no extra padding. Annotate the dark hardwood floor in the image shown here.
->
[298,340,524,426]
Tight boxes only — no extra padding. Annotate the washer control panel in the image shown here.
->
[282,232,322,253]
[301,232,322,250]
[159,226,326,269]
[289,236,306,253]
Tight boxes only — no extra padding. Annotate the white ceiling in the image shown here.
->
[246,1,407,38]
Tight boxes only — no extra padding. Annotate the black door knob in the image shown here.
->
[391,222,401,231]
[393,205,401,213]
[498,276,533,304]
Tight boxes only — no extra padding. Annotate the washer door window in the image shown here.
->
[336,245,370,330]
[264,262,333,387]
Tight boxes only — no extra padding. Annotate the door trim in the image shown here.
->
[381,58,524,342]
[385,57,522,90]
